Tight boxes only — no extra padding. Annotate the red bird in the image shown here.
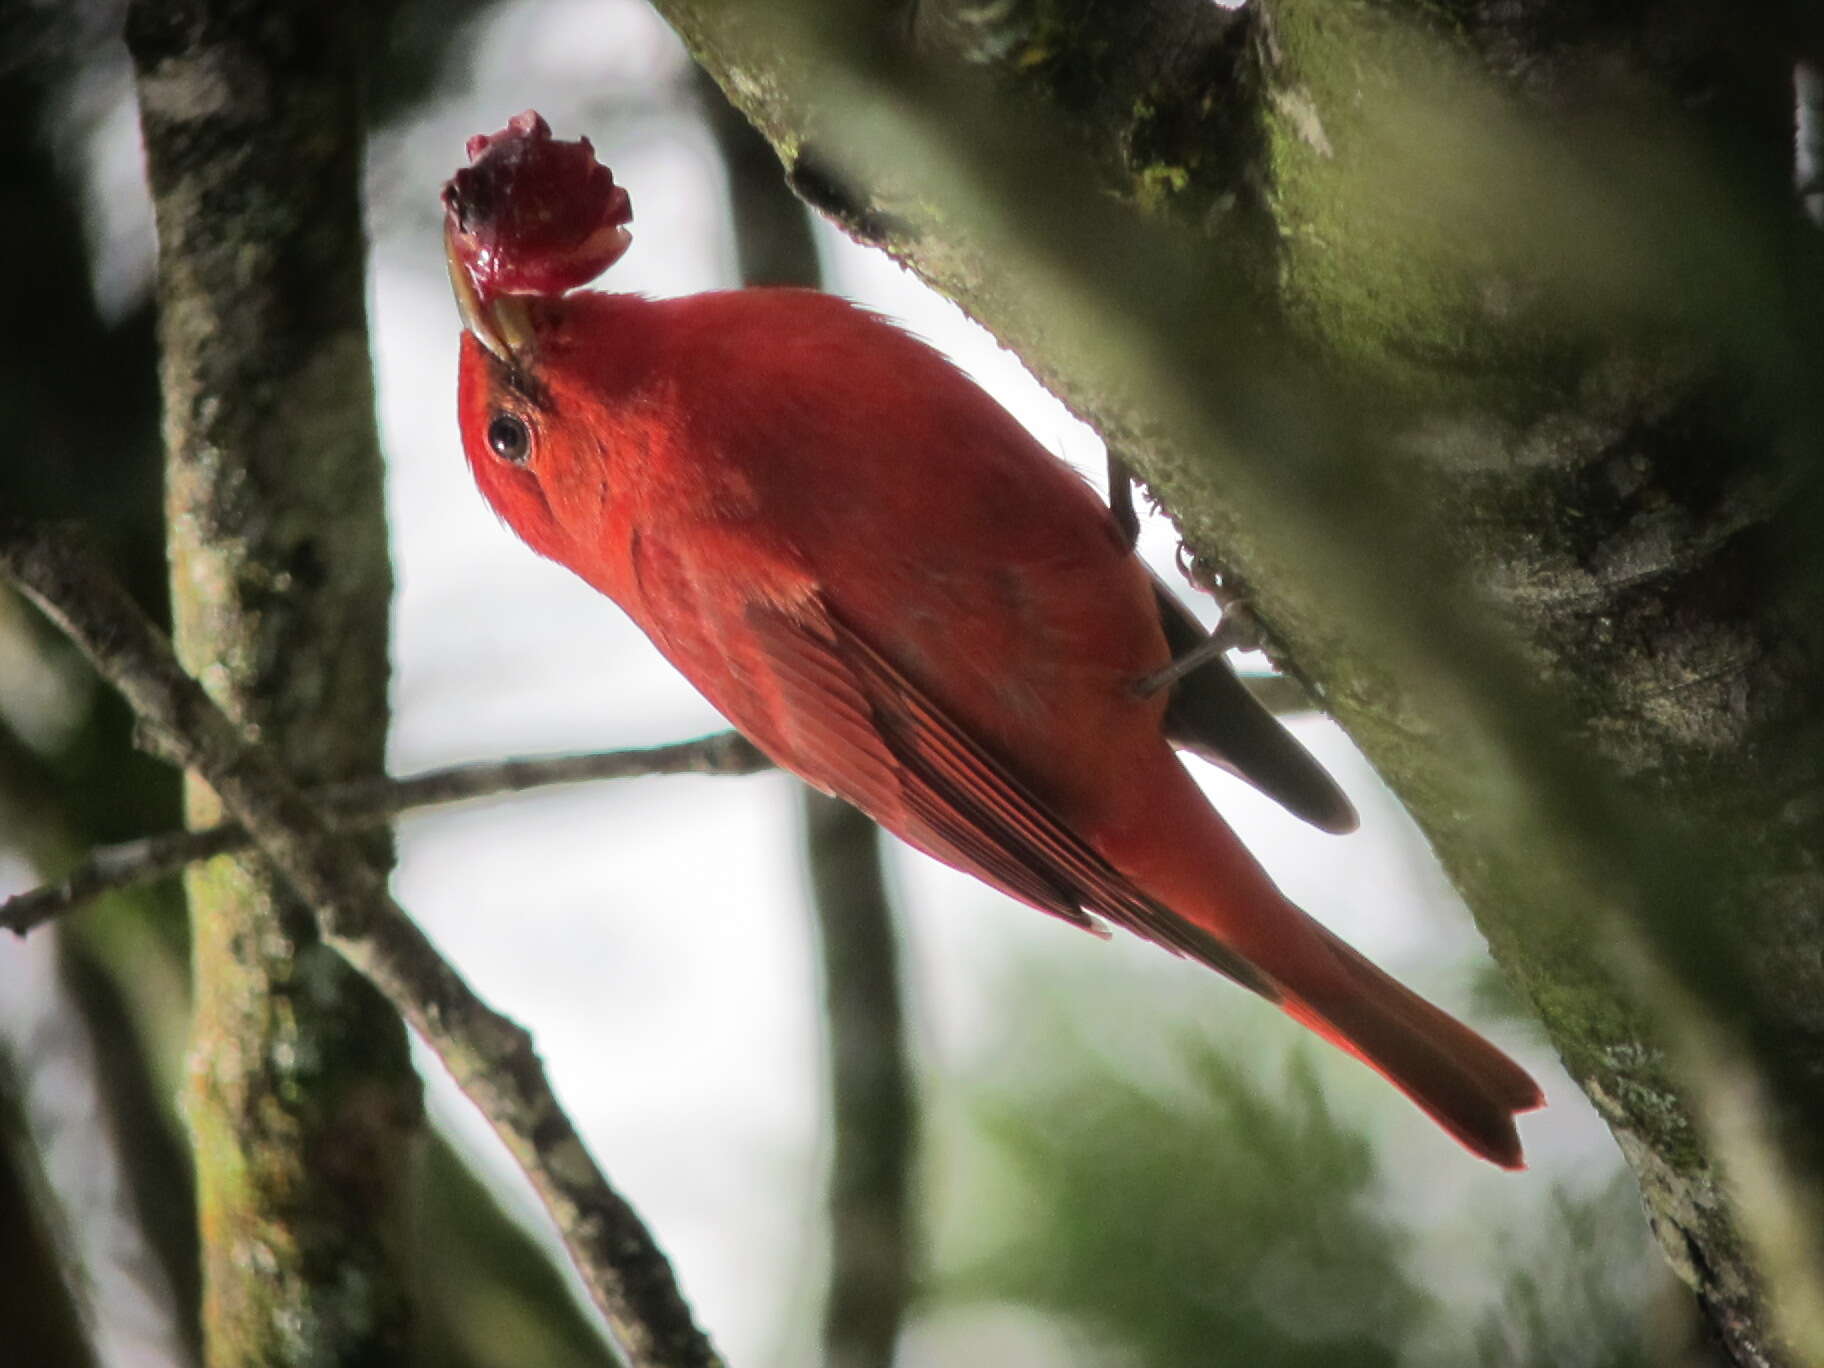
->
[445,113,1543,1166]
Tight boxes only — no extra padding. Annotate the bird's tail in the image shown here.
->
[1110,757,1544,1167]
[1273,920,1544,1168]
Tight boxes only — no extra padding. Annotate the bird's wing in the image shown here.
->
[746,594,1279,999]
[1151,573,1360,835]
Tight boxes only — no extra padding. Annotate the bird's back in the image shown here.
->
[543,287,1181,820]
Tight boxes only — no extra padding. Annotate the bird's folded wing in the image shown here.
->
[746,595,1279,1000]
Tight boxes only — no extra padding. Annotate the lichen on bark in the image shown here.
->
[125,2,420,1362]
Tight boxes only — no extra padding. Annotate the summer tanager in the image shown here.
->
[445,113,1543,1167]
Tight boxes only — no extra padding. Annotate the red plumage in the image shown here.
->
[448,118,1543,1167]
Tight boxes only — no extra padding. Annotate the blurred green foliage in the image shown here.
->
[932,961,1677,1368]
[1471,1176,1665,1368]
[951,1022,1424,1365]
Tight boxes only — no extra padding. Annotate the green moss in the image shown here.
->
[1264,1,1579,412]
[1132,161,1191,211]
[1007,0,1091,76]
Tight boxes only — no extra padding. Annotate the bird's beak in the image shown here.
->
[445,220,535,365]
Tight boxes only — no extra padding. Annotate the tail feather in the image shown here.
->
[1084,746,1543,1167]
[1279,924,1544,1169]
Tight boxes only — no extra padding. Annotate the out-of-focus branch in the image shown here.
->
[801,790,916,1368]
[699,66,918,1367]
[0,1052,98,1368]
[0,521,724,1368]
[2,734,770,934]
[0,625,203,1360]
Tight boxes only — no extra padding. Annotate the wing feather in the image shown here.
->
[746,596,1279,1000]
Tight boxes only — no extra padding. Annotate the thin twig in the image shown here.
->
[1,655,1302,940]
[0,520,725,1368]
[2,734,771,935]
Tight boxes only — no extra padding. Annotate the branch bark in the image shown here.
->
[0,521,723,1368]
[649,4,1824,1364]
[1,734,769,933]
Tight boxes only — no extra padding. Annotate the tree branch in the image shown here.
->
[2,734,770,935]
[802,790,916,1368]
[0,520,724,1368]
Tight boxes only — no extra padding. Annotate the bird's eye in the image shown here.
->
[487,412,531,465]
